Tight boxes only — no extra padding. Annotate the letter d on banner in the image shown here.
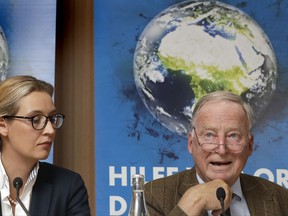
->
[110,196,127,215]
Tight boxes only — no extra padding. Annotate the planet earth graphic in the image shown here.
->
[0,26,9,81]
[133,0,277,137]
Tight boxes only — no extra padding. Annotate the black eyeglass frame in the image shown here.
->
[2,113,65,130]
[192,127,248,154]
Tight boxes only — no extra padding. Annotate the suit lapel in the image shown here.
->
[29,163,52,216]
[30,182,52,216]
[240,174,274,216]
[178,167,199,196]
[178,168,208,216]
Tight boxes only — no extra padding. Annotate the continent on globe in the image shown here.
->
[134,0,276,137]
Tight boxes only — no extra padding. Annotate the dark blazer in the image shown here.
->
[1,162,91,216]
[144,167,288,216]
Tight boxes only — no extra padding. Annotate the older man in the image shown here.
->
[144,91,288,216]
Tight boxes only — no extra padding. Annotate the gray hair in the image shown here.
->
[191,91,254,130]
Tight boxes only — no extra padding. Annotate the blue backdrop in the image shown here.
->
[0,0,56,163]
[95,0,288,215]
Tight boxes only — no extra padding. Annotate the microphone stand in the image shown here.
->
[13,177,31,216]
[216,187,227,216]
[219,196,227,216]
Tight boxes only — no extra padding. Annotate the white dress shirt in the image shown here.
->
[0,156,39,216]
[196,174,250,216]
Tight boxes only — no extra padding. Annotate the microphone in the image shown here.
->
[13,177,31,216]
[216,187,227,216]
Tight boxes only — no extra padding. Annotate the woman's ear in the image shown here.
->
[0,118,8,136]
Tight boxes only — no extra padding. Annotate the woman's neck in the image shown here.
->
[1,151,37,185]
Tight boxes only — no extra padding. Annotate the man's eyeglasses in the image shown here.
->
[2,114,65,130]
[192,127,247,154]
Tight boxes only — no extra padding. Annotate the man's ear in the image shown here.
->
[188,132,193,154]
[248,133,254,156]
[0,118,8,136]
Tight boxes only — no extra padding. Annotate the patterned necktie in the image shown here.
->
[221,207,231,216]
[220,192,237,216]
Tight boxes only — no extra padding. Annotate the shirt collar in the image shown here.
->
[230,177,242,201]
[0,153,39,194]
[0,157,8,190]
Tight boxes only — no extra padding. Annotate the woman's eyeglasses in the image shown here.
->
[2,114,65,130]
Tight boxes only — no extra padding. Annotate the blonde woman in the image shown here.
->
[0,76,90,216]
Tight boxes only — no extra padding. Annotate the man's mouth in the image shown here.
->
[210,161,232,166]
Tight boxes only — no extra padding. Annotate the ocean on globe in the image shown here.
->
[133,0,277,137]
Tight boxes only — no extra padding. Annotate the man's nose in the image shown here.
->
[216,137,227,154]
[216,144,227,154]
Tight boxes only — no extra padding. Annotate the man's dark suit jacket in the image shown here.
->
[1,162,91,216]
[144,167,288,216]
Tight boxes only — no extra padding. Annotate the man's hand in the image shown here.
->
[177,179,233,216]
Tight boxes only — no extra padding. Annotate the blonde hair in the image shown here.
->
[192,91,254,130]
[0,75,54,116]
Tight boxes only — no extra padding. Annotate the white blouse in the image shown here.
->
[0,157,39,216]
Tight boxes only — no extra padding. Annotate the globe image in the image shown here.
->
[0,26,9,81]
[133,0,277,137]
